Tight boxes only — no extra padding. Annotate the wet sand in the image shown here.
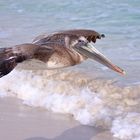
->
[0,97,117,140]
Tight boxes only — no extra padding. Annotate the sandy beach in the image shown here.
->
[0,97,117,140]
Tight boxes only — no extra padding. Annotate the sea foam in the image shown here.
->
[112,113,140,140]
[0,67,140,140]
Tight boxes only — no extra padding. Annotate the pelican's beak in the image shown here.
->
[74,42,126,75]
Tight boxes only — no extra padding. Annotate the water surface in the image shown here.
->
[0,0,140,139]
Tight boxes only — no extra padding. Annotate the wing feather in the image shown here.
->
[0,44,39,77]
[33,29,105,45]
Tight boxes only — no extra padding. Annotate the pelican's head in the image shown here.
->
[70,36,125,75]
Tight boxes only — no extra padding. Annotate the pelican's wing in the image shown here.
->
[33,43,82,69]
[33,29,105,45]
[32,33,49,44]
[33,44,55,62]
[0,43,39,77]
[60,29,105,42]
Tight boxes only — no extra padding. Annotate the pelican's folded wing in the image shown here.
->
[32,29,105,46]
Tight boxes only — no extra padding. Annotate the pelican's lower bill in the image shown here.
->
[74,42,125,75]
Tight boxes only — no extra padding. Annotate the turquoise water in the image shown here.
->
[1,1,140,139]
[0,0,140,84]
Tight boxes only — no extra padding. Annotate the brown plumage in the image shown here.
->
[0,29,125,78]
[33,29,105,45]
[0,44,40,77]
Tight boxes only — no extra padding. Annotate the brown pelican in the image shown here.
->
[0,29,125,77]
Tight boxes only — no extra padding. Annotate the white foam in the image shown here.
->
[0,92,7,98]
[112,113,140,140]
[0,68,140,139]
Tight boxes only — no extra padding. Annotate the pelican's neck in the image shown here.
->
[68,48,87,64]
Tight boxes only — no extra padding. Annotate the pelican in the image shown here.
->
[0,29,125,77]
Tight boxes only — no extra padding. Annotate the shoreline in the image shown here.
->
[0,97,115,140]
[1,68,140,140]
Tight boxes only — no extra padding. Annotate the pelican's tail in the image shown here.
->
[0,57,17,77]
[0,44,39,78]
[0,47,27,77]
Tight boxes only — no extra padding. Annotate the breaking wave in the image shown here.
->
[0,65,140,140]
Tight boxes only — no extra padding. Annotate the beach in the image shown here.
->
[0,97,116,140]
[0,0,140,140]
[1,67,140,140]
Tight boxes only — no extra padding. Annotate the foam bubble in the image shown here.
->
[0,92,7,98]
[112,113,140,140]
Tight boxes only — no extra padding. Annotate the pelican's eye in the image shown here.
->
[78,39,85,43]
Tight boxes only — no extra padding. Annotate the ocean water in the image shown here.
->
[0,0,140,139]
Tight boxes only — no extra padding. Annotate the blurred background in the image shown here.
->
[0,0,140,85]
